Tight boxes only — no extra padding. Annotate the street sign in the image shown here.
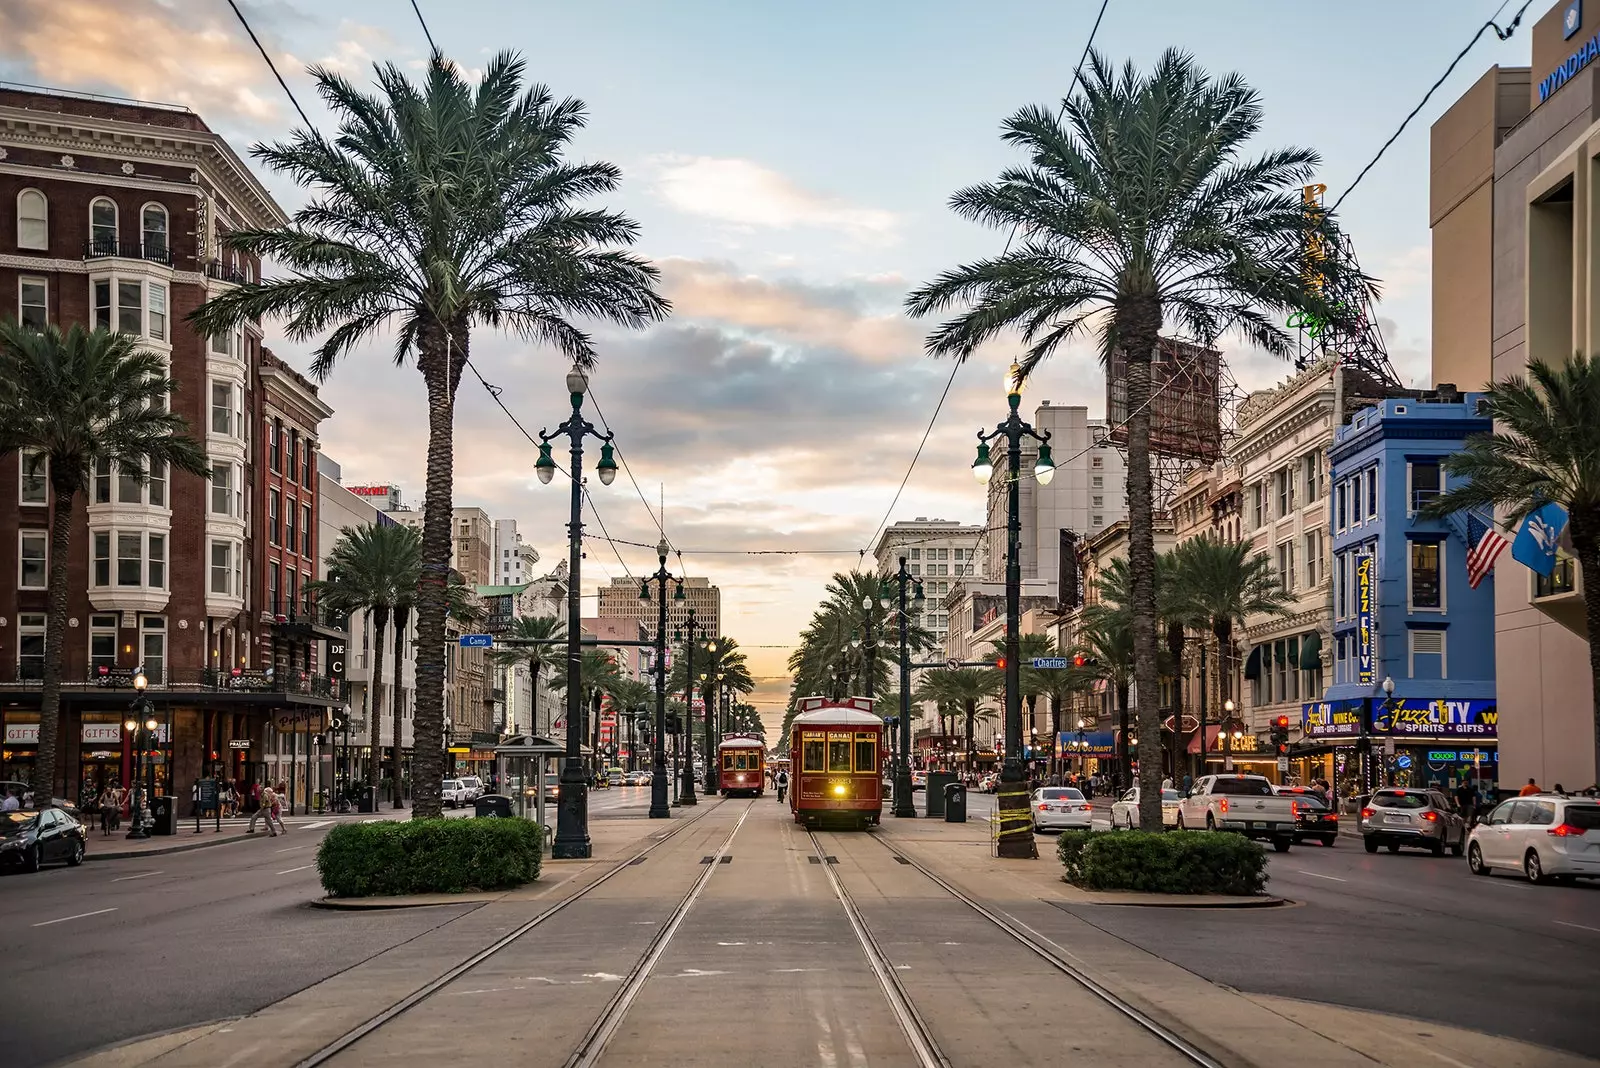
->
[1031,657,1070,670]
[946,657,961,669]
[459,634,494,648]
[1277,757,1289,772]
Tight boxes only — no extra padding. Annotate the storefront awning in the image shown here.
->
[1298,631,1322,669]
[1243,646,1262,680]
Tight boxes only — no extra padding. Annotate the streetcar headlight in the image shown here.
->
[833,784,846,796]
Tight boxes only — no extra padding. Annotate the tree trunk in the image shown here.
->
[965,703,976,764]
[1166,622,1185,782]
[36,477,77,807]
[1121,314,1164,832]
[1117,681,1131,791]
[410,319,465,820]
[391,605,409,808]
[370,605,389,798]
[1050,692,1062,781]
[1572,528,1600,788]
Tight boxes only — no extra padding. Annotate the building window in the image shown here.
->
[141,203,168,260]
[210,540,232,595]
[92,459,111,504]
[111,279,142,336]
[148,532,166,589]
[285,497,297,553]
[1409,541,1442,610]
[302,441,314,485]
[114,461,166,507]
[19,276,47,329]
[211,463,234,516]
[1408,460,1441,515]
[301,571,312,614]
[147,282,167,342]
[268,490,280,545]
[1092,475,1103,488]
[1092,495,1103,507]
[18,530,47,589]
[1303,530,1321,587]
[90,197,118,253]
[19,448,46,505]
[140,616,165,684]
[286,568,298,614]
[117,532,142,586]
[1092,456,1103,468]
[1092,515,1103,527]
[269,421,281,472]
[211,381,234,436]
[286,430,299,485]
[89,615,117,675]
[1276,467,1295,517]
[92,532,110,587]
[910,548,920,560]
[1276,540,1296,592]
[1409,629,1447,680]
[1336,480,1348,531]
[18,613,45,680]
[92,279,112,330]
[1303,453,1321,501]
[148,461,166,507]
[17,189,48,250]
[1366,467,1378,519]
[1534,553,1577,597]
[301,503,313,556]
[268,560,279,614]
[909,563,920,576]
[1251,482,1266,529]
[1334,552,1347,618]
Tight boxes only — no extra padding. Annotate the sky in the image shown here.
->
[0,0,1538,732]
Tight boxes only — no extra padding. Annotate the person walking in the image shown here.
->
[248,783,281,836]
[776,769,788,803]
[1519,777,1543,796]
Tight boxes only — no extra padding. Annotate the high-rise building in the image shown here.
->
[597,576,721,642]
[871,518,983,647]
[389,506,495,586]
[493,519,540,587]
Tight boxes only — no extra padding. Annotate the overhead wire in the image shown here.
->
[224,0,313,129]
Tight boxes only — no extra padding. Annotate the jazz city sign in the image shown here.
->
[1372,699,1498,739]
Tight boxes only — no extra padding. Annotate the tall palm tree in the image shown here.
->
[491,615,565,738]
[1068,602,1136,786]
[551,649,622,773]
[986,633,1054,766]
[921,668,999,765]
[0,323,208,806]
[1421,354,1600,784]
[389,572,481,806]
[311,523,422,800]
[905,50,1361,832]
[190,54,669,818]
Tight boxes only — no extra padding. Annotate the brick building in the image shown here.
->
[0,86,343,807]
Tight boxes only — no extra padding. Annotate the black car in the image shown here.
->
[1276,787,1340,846]
[0,809,88,872]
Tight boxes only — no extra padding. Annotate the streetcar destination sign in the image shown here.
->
[1031,657,1070,669]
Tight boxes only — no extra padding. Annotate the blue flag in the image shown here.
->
[1511,502,1569,577]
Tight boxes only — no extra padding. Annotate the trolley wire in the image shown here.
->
[224,0,312,129]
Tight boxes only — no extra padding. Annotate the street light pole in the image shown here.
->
[124,671,155,839]
[890,557,922,819]
[642,538,683,819]
[535,363,619,860]
[677,609,699,806]
[703,637,719,797]
[972,363,1054,859]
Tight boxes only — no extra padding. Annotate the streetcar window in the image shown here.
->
[723,753,735,770]
[802,738,826,772]
[854,738,875,773]
[736,753,749,770]
[828,740,851,772]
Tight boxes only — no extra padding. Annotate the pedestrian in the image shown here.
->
[1553,783,1566,796]
[98,783,119,834]
[272,782,289,832]
[776,769,788,803]
[1519,777,1542,796]
[248,783,281,836]
[0,787,19,812]
[1161,774,1174,791]
[1453,779,1477,823]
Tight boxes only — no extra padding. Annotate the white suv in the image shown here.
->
[1467,794,1600,884]
[456,776,484,801]
[442,780,471,808]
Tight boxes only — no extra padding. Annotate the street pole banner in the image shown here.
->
[1356,555,1375,685]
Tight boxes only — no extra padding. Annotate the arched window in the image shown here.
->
[90,198,118,254]
[141,203,168,261]
[16,189,48,250]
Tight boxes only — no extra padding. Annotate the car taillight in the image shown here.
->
[1321,814,1338,822]
[1549,823,1588,837]
[1360,807,1375,820]
[1420,811,1439,822]
[1038,803,1049,811]
[1218,798,1229,814]
[1291,801,1300,818]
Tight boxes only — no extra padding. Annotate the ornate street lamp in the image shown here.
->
[888,558,923,819]
[124,671,156,839]
[973,363,1053,859]
[534,363,617,860]
[675,609,700,806]
[640,538,685,818]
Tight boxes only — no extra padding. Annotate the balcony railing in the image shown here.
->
[0,668,341,700]
[263,600,350,633]
[203,260,247,284]
[82,237,173,266]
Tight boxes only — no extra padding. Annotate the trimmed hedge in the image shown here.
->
[1057,829,1268,896]
[317,818,543,897]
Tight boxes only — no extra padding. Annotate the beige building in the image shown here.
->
[597,576,721,642]
[1431,0,1599,789]
[389,506,495,587]
[871,518,983,647]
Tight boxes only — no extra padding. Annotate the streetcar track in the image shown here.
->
[837,830,1227,1068]
[805,830,952,1068]
[294,798,734,1068]
[566,800,755,1068]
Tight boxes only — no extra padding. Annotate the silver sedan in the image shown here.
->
[1031,787,1093,832]
[1110,787,1181,829]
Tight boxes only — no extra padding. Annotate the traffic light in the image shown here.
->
[1270,715,1291,755]
[995,657,1006,671]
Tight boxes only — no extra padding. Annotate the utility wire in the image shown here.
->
[225,0,312,129]
[408,0,439,54]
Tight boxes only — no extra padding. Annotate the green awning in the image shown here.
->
[1243,646,1262,680]
[1298,631,1323,669]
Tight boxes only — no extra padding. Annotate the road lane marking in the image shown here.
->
[111,871,162,882]
[33,907,117,927]
[274,845,305,853]
[1294,870,1347,882]
[302,820,332,829]
[1556,920,1600,934]
[276,865,312,875]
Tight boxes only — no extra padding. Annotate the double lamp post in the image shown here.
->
[124,671,159,840]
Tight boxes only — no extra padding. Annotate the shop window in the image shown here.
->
[18,613,46,680]
[19,276,47,330]
[90,615,118,675]
[19,448,46,505]
[18,530,47,589]
[140,617,165,684]
[1410,541,1442,610]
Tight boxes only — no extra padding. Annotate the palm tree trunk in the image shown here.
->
[1166,623,1185,782]
[1117,680,1132,790]
[965,703,976,765]
[391,605,409,808]
[36,480,76,806]
[1050,692,1063,781]
[1573,533,1600,787]
[370,606,389,800]
[410,320,464,820]
[1122,317,1164,832]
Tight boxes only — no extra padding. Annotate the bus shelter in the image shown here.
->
[492,734,579,844]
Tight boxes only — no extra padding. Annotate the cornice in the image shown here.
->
[1243,605,1328,642]
[0,251,203,286]
[0,160,201,198]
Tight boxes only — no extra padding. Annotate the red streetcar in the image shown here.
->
[718,735,766,796]
[788,696,884,830]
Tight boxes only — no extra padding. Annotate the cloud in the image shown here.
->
[0,0,283,122]
[649,155,899,239]
[1374,243,1431,302]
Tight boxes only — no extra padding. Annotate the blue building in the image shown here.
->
[1310,391,1499,796]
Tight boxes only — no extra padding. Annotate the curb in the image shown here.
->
[1049,893,1290,910]
[85,833,258,861]
[308,894,499,910]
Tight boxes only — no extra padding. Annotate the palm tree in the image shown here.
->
[551,649,622,774]
[905,50,1360,833]
[391,573,481,806]
[607,677,652,769]
[311,523,422,801]
[1421,354,1600,784]
[491,615,565,738]
[190,54,669,818]
[985,633,1054,768]
[921,669,999,765]
[0,323,208,806]
[1067,602,1135,787]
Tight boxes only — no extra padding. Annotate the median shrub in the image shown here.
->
[1057,829,1268,896]
[317,818,542,897]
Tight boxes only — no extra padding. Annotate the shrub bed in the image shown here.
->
[317,818,542,897]
[1057,829,1268,896]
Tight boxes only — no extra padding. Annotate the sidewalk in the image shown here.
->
[82,806,450,861]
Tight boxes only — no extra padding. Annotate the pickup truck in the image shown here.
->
[1177,773,1300,852]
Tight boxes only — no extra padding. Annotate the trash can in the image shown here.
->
[148,795,177,836]
[474,794,512,819]
[944,782,967,823]
[357,786,375,814]
[926,771,956,819]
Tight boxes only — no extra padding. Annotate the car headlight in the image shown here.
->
[0,838,24,851]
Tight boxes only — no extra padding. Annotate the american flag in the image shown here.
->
[1466,513,1509,589]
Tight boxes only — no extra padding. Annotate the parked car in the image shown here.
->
[978,773,999,794]
[1177,773,1299,851]
[1360,787,1466,856]
[1275,786,1339,846]
[911,771,927,791]
[1031,787,1093,833]
[0,781,79,816]
[1110,787,1180,829]
[1467,793,1600,883]
[455,776,485,801]
[0,809,88,872]
[441,779,471,808]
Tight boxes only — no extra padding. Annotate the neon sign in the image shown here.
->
[1287,302,1352,340]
